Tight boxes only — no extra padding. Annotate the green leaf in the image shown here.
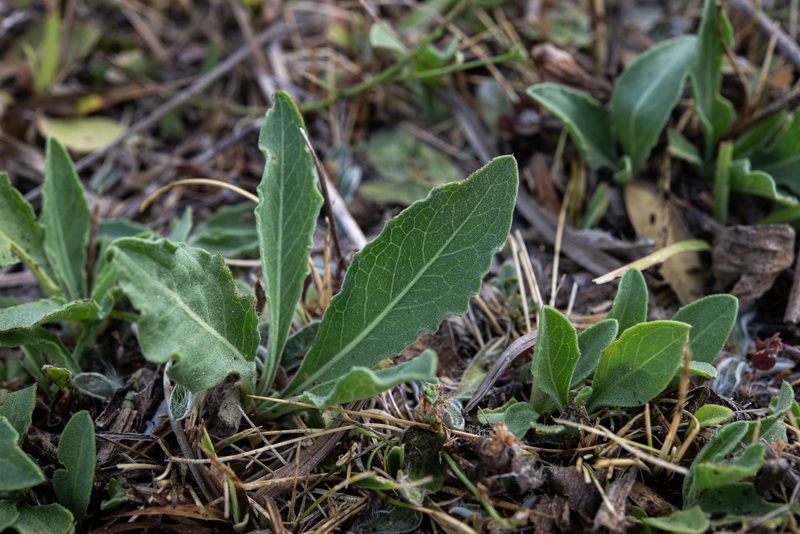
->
[733,112,786,159]
[10,503,74,534]
[292,350,437,409]
[693,443,764,498]
[673,294,737,364]
[0,500,19,531]
[0,385,37,442]
[752,110,800,197]
[72,372,121,400]
[667,129,703,166]
[42,138,90,300]
[526,83,617,170]
[284,156,518,396]
[606,268,648,334]
[572,319,618,386]
[639,506,709,534]
[0,173,58,294]
[255,91,323,394]
[588,320,690,411]
[503,401,538,438]
[108,238,259,393]
[188,203,258,256]
[0,417,45,491]
[690,404,733,431]
[697,483,782,519]
[612,36,697,171]
[690,0,734,152]
[688,361,717,378]
[531,306,580,411]
[771,381,795,415]
[455,339,503,401]
[683,421,748,505]
[729,158,797,205]
[0,299,99,332]
[53,410,96,522]
[100,479,128,510]
[713,141,732,223]
[0,328,79,372]
[0,236,18,268]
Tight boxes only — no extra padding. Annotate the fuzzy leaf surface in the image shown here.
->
[683,420,748,505]
[11,503,74,534]
[0,299,99,332]
[0,385,36,442]
[531,306,580,411]
[588,320,690,411]
[108,238,259,392]
[0,328,79,372]
[0,417,45,491]
[606,268,648,334]
[53,410,95,522]
[256,91,323,393]
[612,36,697,171]
[527,83,616,170]
[285,156,518,395]
[672,294,737,364]
[42,138,90,300]
[572,319,618,386]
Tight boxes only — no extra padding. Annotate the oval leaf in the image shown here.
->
[527,83,617,170]
[108,238,259,393]
[673,294,737,364]
[612,36,697,171]
[606,267,648,334]
[53,410,95,522]
[284,156,518,395]
[588,320,690,411]
[256,91,323,393]
[531,306,580,411]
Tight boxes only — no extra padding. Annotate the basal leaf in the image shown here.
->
[733,112,786,159]
[503,401,538,438]
[612,36,697,171]
[0,385,37,442]
[688,361,717,378]
[284,156,518,396]
[108,238,259,393]
[188,203,258,256]
[0,173,58,294]
[531,306,580,411]
[667,128,703,166]
[0,236,17,268]
[697,483,782,519]
[606,267,648,334]
[53,410,95,522]
[672,294,737,364]
[0,327,79,372]
[0,299,100,332]
[690,404,734,432]
[693,443,764,499]
[729,158,797,206]
[527,83,617,170]
[42,138,90,300]
[752,110,800,197]
[255,91,323,394]
[291,350,437,410]
[588,320,690,411]
[11,503,74,534]
[639,506,709,534]
[572,319,618,386]
[0,500,19,531]
[0,417,45,491]
[683,420,748,505]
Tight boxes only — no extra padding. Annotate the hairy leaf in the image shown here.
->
[503,401,538,438]
[42,138,90,300]
[256,91,323,393]
[639,506,709,534]
[683,420,748,505]
[53,410,96,522]
[673,294,737,364]
[0,328,79,372]
[0,385,36,442]
[11,503,74,534]
[284,156,518,395]
[612,36,697,171]
[108,238,259,393]
[0,500,18,531]
[693,443,764,499]
[531,306,580,411]
[572,319,618,386]
[606,268,648,334]
[588,320,690,411]
[0,417,45,491]
[0,299,99,332]
[527,83,616,170]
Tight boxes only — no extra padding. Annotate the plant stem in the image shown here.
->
[441,450,513,529]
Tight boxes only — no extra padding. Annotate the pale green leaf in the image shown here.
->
[11,503,74,534]
[673,294,737,364]
[0,500,19,531]
[752,110,800,197]
[0,328,79,372]
[527,83,617,170]
[42,138,90,300]
[0,417,45,491]
[588,320,690,411]
[284,156,518,395]
[255,91,323,394]
[713,141,732,223]
[0,173,58,294]
[606,267,648,334]
[0,299,99,332]
[0,235,17,268]
[612,36,697,171]
[693,443,764,498]
[0,385,37,442]
[730,159,797,205]
[733,112,786,159]
[683,420,748,505]
[531,306,580,411]
[108,238,259,393]
[100,479,128,510]
[503,401,538,438]
[53,411,95,522]
[640,506,709,534]
[697,483,782,519]
[292,350,437,409]
[37,115,126,154]
[691,404,733,430]
[667,129,702,166]
[188,203,258,256]
[572,319,618,386]
[688,361,717,378]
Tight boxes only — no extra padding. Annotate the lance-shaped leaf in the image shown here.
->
[606,267,648,334]
[0,173,58,294]
[531,306,580,411]
[0,299,99,332]
[527,83,617,171]
[284,156,518,396]
[11,503,74,534]
[108,238,259,393]
[571,318,618,386]
[255,91,323,394]
[612,36,697,172]
[53,410,95,522]
[0,417,45,491]
[42,138,90,300]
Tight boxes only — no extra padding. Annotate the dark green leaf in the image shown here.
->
[693,443,764,498]
[683,421,748,505]
[697,483,782,519]
[108,238,259,393]
[255,91,323,394]
[752,110,800,197]
[572,319,618,386]
[0,328,79,372]
[733,112,786,159]
[673,294,737,364]
[639,506,709,534]
[188,203,258,256]
[42,138,90,300]
[0,417,45,491]
[0,385,36,442]
[527,83,617,170]
[0,299,99,332]
[0,500,19,531]
[729,159,797,205]
[100,478,128,510]
[53,410,96,522]
[284,156,518,396]
[606,268,648,334]
[612,36,697,171]
[588,320,690,411]
[531,306,580,411]
[11,503,74,534]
